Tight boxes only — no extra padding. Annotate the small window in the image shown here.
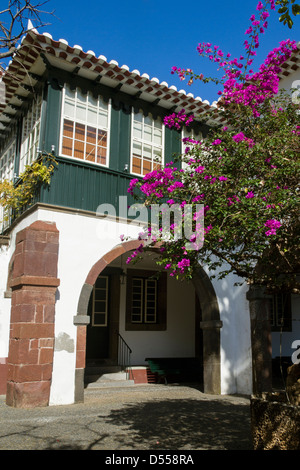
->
[131,277,157,324]
[126,269,167,331]
[131,111,163,176]
[269,293,292,332]
[61,85,110,166]
[92,276,109,326]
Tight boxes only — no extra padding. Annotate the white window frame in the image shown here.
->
[92,275,109,327]
[60,85,111,167]
[181,127,203,168]
[0,139,15,183]
[130,109,164,176]
[19,94,43,173]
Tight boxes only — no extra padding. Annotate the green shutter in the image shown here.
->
[43,82,62,154]
[164,126,182,168]
[109,106,131,172]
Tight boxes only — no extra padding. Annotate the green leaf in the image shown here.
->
[292,3,300,14]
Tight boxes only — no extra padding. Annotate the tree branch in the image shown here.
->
[0,0,54,61]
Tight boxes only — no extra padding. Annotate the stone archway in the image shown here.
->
[73,240,222,402]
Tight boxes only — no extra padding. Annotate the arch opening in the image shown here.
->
[74,241,222,401]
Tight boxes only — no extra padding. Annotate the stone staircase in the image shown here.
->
[84,361,135,391]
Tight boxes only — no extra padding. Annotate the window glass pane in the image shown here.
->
[143,144,152,160]
[94,313,106,325]
[97,152,106,165]
[88,93,98,108]
[75,123,85,141]
[86,144,96,162]
[98,110,108,128]
[96,276,108,289]
[133,141,142,156]
[94,300,106,313]
[132,156,141,174]
[86,126,97,144]
[133,121,142,139]
[77,89,86,104]
[134,112,143,123]
[74,140,84,159]
[132,278,143,323]
[143,159,152,175]
[65,85,75,100]
[64,100,74,118]
[87,108,97,125]
[76,103,86,121]
[154,128,162,145]
[99,96,108,112]
[62,137,73,156]
[144,124,152,142]
[153,148,162,164]
[63,119,74,138]
[144,114,152,126]
[97,130,107,147]
[145,279,157,323]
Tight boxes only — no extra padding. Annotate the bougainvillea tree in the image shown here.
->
[127,0,300,295]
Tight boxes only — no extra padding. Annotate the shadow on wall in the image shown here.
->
[216,276,252,395]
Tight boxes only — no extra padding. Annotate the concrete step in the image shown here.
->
[84,364,135,390]
[85,379,135,390]
[86,371,128,382]
[85,366,122,376]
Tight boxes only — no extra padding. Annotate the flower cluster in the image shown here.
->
[170,1,297,117]
[222,39,297,116]
[264,219,281,236]
[232,132,255,147]
[163,109,194,130]
[139,166,176,197]
[126,243,144,264]
[127,178,139,195]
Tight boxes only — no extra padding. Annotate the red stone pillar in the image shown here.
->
[6,221,60,408]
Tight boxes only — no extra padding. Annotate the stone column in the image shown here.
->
[193,268,222,395]
[246,285,272,395]
[73,283,92,403]
[200,320,223,394]
[6,221,59,408]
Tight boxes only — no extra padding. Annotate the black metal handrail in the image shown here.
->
[116,331,132,380]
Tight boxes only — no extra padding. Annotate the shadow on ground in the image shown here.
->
[0,389,252,450]
[99,397,252,450]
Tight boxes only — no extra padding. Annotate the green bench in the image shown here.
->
[145,357,202,384]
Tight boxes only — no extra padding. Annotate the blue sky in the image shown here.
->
[38,0,299,104]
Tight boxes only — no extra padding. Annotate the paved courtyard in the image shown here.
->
[0,383,252,451]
